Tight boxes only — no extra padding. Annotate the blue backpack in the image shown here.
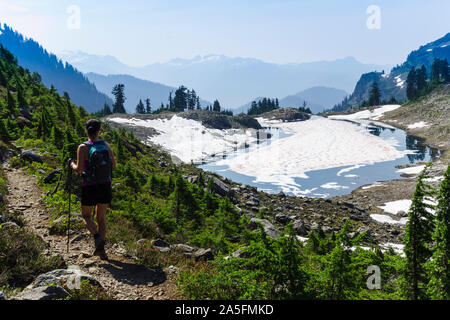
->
[83,140,112,185]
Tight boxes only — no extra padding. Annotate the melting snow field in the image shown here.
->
[108,116,258,163]
[216,116,409,195]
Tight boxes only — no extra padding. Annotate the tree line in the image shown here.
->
[406,58,450,101]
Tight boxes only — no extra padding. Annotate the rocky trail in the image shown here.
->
[4,163,182,300]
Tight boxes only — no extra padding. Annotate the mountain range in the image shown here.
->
[0,23,113,113]
[59,51,391,109]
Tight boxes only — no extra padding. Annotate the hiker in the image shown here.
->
[70,119,116,259]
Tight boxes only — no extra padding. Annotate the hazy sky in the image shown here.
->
[1,0,449,66]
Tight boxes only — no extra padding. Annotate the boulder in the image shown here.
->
[171,244,196,253]
[19,150,43,164]
[11,285,71,300]
[292,220,308,236]
[30,266,102,290]
[275,213,292,224]
[209,177,232,197]
[185,248,214,261]
[44,169,62,184]
[151,238,170,252]
[0,291,6,300]
[248,218,280,238]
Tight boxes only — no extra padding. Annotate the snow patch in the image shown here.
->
[378,200,411,215]
[328,104,401,121]
[396,165,425,175]
[407,121,428,129]
[370,214,408,225]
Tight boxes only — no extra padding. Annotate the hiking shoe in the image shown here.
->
[94,237,105,251]
[93,237,105,256]
[99,250,108,261]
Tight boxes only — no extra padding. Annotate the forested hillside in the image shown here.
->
[0,24,112,113]
[331,32,450,112]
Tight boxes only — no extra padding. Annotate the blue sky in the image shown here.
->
[1,0,449,66]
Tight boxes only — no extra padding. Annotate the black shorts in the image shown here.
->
[81,183,112,206]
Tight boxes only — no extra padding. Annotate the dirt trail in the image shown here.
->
[4,164,182,300]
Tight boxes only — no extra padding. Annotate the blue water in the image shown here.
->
[197,118,440,198]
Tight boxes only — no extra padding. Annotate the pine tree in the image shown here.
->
[50,125,64,149]
[406,67,417,100]
[66,99,77,126]
[112,84,126,114]
[416,65,427,94]
[145,98,151,114]
[0,119,10,142]
[196,96,201,110]
[403,164,435,300]
[428,165,450,299]
[135,99,145,114]
[213,100,221,112]
[103,103,112,116]
[368,82,381,106]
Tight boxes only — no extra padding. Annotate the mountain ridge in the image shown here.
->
[59,51,390,108]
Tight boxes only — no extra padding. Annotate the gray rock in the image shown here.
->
[151,238,170,248]
[292,220,308,236]
[30,266,102,289]
[1,221,19,229]
[171,244,196,253]
[19,150,44,163]
[275,213,292,224]
[11,286,71,300]
[0,291,6,300]
[209,177,232,197]
[185,248,214,261]
[248,218,280,238]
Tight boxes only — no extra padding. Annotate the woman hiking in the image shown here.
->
[70,119,116,260]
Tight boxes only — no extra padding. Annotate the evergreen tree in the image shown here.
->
[213,100,221,113]
[112,84,126,114]
[403,164,435,300]
[416,65,428,93]
[145,98,151,114]
[173,86,188,112]
[0,119,10,142]
[427,165,450,299]
[135,99,145,114]
[406,67,417,100]
[66,99,77,126]
[50,124,64,149]
[196,96,201,110]
[103,103,112,116]
[368,82,381,106]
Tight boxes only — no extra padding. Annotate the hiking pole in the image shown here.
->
[67,158,73,253]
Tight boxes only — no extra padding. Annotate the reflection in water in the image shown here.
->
[198,119,441,198]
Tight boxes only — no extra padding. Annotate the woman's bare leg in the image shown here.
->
[96,204,108,241]
[81,206,98,236]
